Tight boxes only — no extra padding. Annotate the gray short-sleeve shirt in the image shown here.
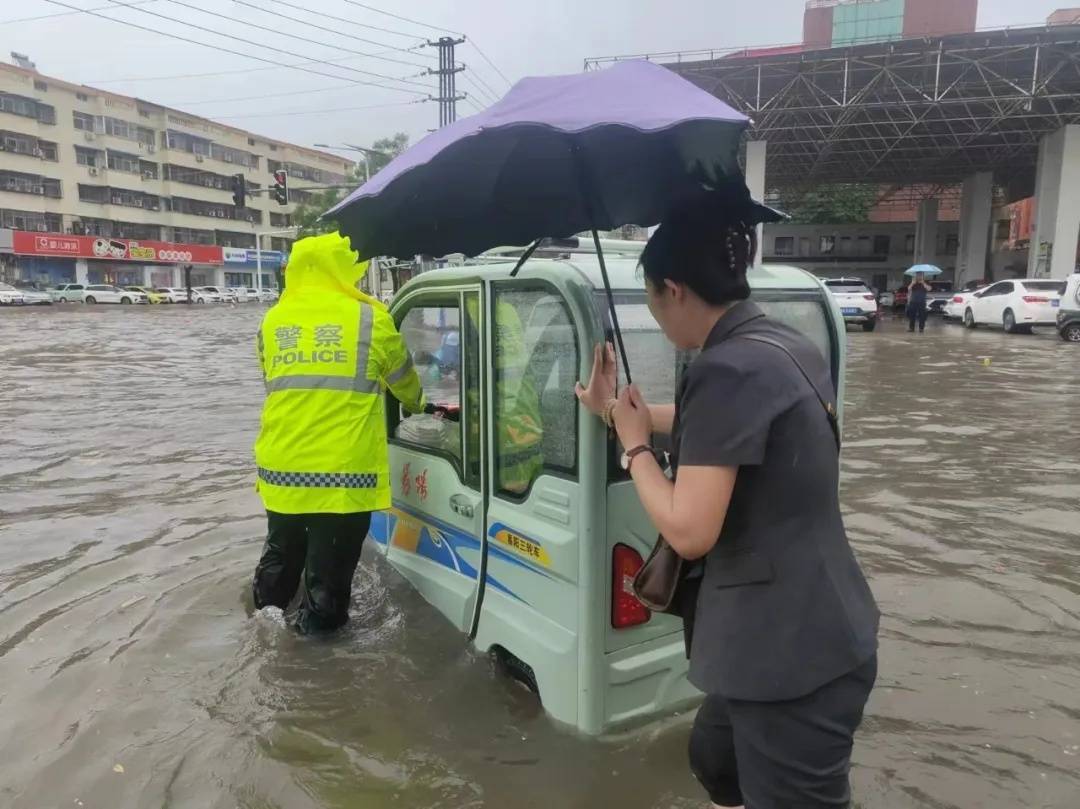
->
[672,300,879,702]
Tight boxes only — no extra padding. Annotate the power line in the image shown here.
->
[212,0,430,67]
[215,99,425,120]
[462,68,500,103]
[338,0,464,38]
[42,0,426,97]
[173,82,359,107]
[88,52,399,84]
[459,74,497,106]
[467,39,512,88]
[263,0,426,43]
[0,0,159,25]
[149,0,430,82]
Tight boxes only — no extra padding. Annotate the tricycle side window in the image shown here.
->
[390,291,482,488]
[491,286,579,499]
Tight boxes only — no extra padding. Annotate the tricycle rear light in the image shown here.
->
[612,544,650,629]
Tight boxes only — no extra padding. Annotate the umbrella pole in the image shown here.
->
[591,228,632,385]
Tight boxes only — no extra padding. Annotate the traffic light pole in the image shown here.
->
[255,227,297,295]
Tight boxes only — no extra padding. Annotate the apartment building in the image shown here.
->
[0,61,353,288]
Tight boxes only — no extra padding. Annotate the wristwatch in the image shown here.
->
[620,444,654,472]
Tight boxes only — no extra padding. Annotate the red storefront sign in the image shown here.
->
[11,231,224,265]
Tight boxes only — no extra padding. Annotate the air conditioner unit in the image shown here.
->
[195,154,204,163]
[84,132,95,141]
[88,167,99,176]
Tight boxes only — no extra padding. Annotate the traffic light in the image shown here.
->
[272,170,289,206]
[231,173,246,208]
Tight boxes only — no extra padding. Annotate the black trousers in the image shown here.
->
[907,304,927,331]
[689,655,877,808]
[252,511,372,633]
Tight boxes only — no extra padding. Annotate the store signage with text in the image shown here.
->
[12,232,224,265]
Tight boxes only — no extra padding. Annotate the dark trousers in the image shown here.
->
[907,303,927,331]
[252,511,372,633]
[689,655,877,808]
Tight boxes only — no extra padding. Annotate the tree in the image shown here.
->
[290,132,411,238]
[785,184,879,225]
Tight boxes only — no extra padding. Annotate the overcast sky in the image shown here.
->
[2,0,1072,158]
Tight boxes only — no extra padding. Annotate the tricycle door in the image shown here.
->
[471,282,584,723]
[378,287,487,635]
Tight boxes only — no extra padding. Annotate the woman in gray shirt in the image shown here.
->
[577,192,879,808]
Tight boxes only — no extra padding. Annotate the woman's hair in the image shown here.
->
[639,198,757,306]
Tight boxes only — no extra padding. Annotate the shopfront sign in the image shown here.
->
[11,232,224,265]
[223,247,286,268]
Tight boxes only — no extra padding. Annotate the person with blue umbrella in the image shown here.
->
[905,264,941,333]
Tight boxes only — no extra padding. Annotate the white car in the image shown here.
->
[226,287,250,302]
[50,283,87,303]
[257,289,280,303]
[192,286,225,303]
[0,282,26,305]
[203,286,238,303]
[13,283,54,305]
[823,278,879,332]
[154,287,191,304]
[83,284,147,304]
[963,278,1064,333]
[944,287,987,321]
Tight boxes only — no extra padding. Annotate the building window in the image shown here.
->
[0,171,61,198]
[75,146,101,167]
[0,132,58,161]
[0,208,61,231]
[945,233,959,254]
[270,237,293,253]
[819,235,836,254]
[904,233,916,253]
[1,93,55,124]
[76,92,89,102]
[269,212,291,227]
[857,235,870,256]
[873,234,890,255]
[773,236,794,256]
[168,195,261,223]
[838,236,853,255]
[215,231,257,249]
[34,80,47,92]
[74,218,160,240]
[37,140,58,161]
[106,149,141,174]
[79,184,160,210]
[170,227,215,245]
[248,138,256,146]
[269,143,277,152]
[73,111,95,131]
[799,236,811,256]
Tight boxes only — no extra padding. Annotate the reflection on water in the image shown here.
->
[0,307,1078,808]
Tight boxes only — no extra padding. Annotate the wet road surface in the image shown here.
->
[1,305,1078,808]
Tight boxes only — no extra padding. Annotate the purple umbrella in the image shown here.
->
[325,59,780,381]
[325,59,769,261]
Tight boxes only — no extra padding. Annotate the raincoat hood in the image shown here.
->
[280,231,385,309]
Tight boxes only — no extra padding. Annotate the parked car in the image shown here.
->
[153,287,190,304]
[83,284,147,304]
[944,286,987,321]
[51,283,87,303]
[823,278,879,331]
[226,287,249,302]
[201,286,237,303]
[124,285,165,304]
[892,286,909,311]
[926,282,954,315]
[963,278,1064,333]
[1057,273,1080,342]
[0,282,26,306]
[257,289,280,303]
[879,290,895,308]
[192,286,225,303]
[12,282,53,305]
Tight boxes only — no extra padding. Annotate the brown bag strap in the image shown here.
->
[735,334,841,452]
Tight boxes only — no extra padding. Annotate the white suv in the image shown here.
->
[823,278,879,332]
[51,283,87,303]
[83,285,147,304]
[963,278,1064,333]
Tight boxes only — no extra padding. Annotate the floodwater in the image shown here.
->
[1,304,1079,809]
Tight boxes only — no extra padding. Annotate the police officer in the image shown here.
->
[577,192,879,808]
[252,231,426,633]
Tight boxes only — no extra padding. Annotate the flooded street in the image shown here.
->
[1,304,1079,809]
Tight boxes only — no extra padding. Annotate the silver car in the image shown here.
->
[0,282,26,306]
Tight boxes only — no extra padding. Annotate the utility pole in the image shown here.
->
[427,36,466,128]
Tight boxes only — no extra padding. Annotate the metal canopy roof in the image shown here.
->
[586,25,1080,188]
